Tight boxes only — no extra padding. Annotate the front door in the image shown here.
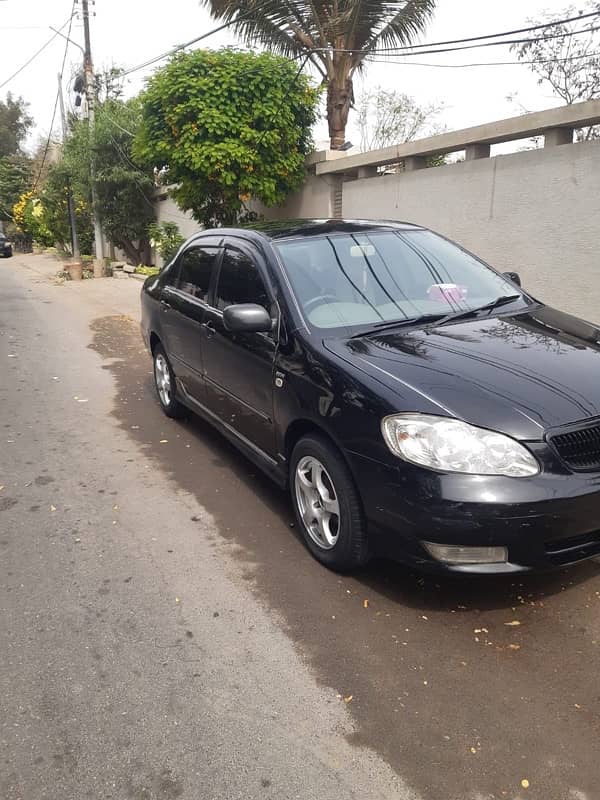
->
[202,242,278,458]
[162,241,222,404]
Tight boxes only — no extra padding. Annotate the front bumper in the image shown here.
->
[348,453,600,574]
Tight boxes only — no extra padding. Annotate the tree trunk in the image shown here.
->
[327,75,353,150]
[118,239,141,266]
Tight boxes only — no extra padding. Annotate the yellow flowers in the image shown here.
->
[12,190,34,230]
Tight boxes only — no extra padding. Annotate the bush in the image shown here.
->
[148,221,185,265]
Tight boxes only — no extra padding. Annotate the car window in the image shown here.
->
[275,230,528,331]
[177,246,220,301]
[215,247,270,311]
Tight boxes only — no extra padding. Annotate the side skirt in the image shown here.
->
[177,380,288,490]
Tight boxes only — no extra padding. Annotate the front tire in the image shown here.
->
[153,344,186,419]
[290,434,369,572]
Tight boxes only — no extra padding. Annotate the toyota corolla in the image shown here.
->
[141,220,600,574]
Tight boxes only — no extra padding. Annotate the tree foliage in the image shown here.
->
[148,221,185,264]
[356,87,445,151]
[0,156,31,222]
[200,0,436,148]
[0,93,33,158]
[513,3,600,138]
[57,98,154,262]
[0,94,33,223]
[135,48,319,226]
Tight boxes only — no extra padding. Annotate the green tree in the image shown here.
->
[60,98,155,262]
[0,93,33,159]
[0,93,33,223]
[200,0,436,148]
[0,156,31,222]
[135,48,319,226]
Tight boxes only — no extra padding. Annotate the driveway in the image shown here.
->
[1,254,599,800]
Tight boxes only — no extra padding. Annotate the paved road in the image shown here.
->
[2,255,599,800]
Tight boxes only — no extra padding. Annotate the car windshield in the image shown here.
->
[275,230,531,333]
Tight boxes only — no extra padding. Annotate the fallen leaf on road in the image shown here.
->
[76,398,89,403]
[343,695,353,703]
[363,599,369,608]
[474,628,488,634]
[160,439,168,443]
[7,354,17,358]
[0,486,3,491]
[470,747,477,754]
[504,620,521,627]
[521,779,530,789]
[131,425,139,429]
[50,505,56,512]
[574,703,581,709]
[175,597,181,604]
[508,644,521,651]
[421,615,428,621]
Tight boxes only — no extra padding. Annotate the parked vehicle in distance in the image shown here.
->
[0,234,13,258]
[141,219,600,574]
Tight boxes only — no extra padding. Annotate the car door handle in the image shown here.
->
[160,299,171,312]
[202,321,217,338]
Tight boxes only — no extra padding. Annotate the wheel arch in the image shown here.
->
[149,331,161,355]
[283,418,360,486]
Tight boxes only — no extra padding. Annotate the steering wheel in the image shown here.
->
[304,294,339,314]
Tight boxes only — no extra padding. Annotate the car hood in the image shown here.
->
[324,306,600,440]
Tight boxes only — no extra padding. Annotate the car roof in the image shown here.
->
[190,218,425,245]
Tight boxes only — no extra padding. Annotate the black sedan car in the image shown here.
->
[141,219,600,574]
[0,234,12,258]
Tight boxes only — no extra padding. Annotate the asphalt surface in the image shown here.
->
[2,255,600,800]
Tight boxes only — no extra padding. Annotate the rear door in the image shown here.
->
[161,239,222,404]
[201,240,278,457]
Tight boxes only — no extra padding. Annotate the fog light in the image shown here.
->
[423,542,508,565]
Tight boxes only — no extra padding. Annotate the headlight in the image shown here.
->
[381,413,539,477]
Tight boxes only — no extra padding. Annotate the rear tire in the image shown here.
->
[153,344,186,419]
[290,434,369,572]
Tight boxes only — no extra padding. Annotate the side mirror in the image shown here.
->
[503,271,522,287]
[223,303,272,334]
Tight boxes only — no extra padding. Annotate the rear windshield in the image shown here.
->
[275,230,528,333]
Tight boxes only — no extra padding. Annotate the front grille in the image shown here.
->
[550,423,600,472]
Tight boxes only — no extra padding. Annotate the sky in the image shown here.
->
[0,0,586,152]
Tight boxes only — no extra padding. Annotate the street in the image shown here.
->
[2,254,599,800]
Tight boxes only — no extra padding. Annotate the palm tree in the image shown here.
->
[201,1,436,149]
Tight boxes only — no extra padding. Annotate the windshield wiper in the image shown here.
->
[349,295,523,339]
[350,313,449,339]
[424,294,523,330]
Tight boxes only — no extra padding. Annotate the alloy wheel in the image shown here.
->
[295,456,341,550]
[154,352,171,407]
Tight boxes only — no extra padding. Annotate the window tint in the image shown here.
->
[178,246,219,301]
[215,248,269,311]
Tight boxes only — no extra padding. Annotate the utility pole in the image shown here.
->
[81,0,104,276]
[57,73,80,260]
